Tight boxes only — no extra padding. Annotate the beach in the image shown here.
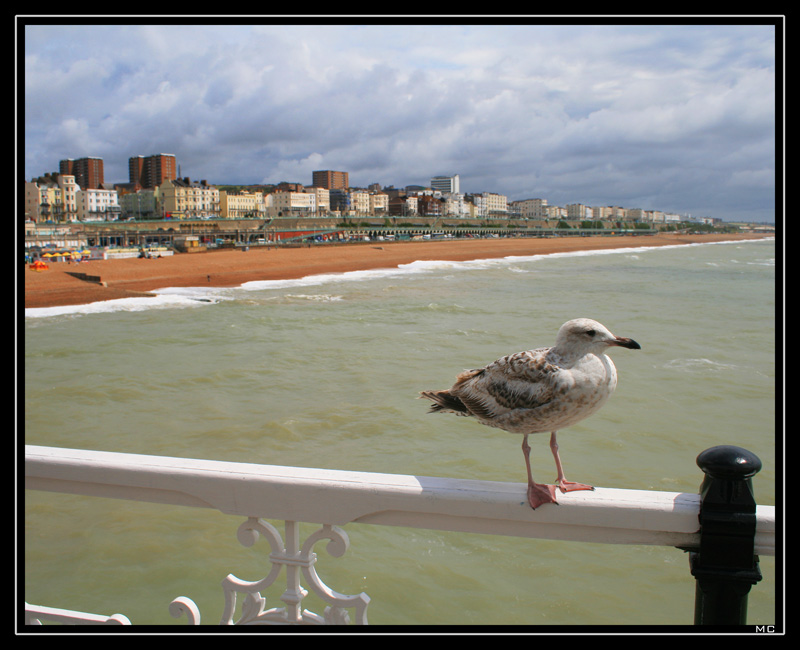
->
[24,232,770,309]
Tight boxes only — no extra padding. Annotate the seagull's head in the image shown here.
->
[555,318,641,354]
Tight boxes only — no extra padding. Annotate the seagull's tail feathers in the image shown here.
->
[419,390,470,415]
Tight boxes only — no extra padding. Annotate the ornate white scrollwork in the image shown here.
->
[168,596,201,625]
[173,518,369,625]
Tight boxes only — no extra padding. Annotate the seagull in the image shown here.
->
[420,318,641,509]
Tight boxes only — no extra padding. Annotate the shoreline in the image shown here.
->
[23,232,772,310]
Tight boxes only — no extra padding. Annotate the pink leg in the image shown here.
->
[522,434,558,509]
[550,432,594,493]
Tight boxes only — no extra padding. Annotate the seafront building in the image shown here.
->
[430,174,460,195]
[369,191,389,215]
[388,194,418,216]
[312,170,349,191]
[119,189,157,220]
[512,198,549,220]
[416,194,442,217]
[567,203,594,220]
[75,187,121,221]
[592,206,626,221]
[219,190,265,219]
[24,174,78,222]
[325,188,389,217]
[308,186,331,215]
[351,190,372,215]
[59,157,104,190]
[442,193,467,218]
[480,192,509,219]
[25,156,702,226]
[155,178,220,219]
[265,190,316,218]
[129,154,178,190]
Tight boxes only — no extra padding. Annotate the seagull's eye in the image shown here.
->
[586,329,596,337]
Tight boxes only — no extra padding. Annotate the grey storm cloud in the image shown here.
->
[23,22,777,221]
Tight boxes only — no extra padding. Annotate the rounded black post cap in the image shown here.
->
[696,445,762,479]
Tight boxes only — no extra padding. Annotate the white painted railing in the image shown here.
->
[24,445,775,626]
[24,603,131,626]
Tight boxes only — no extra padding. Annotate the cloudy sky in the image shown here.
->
[22,21,778,221]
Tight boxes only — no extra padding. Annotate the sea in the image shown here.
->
[23,237,778,627]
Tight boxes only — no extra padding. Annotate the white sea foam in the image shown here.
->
[663,357,740,374]
[24,287,232,319]
[239,267,412,291]
[747,257,775,266]
[284,293,344,302]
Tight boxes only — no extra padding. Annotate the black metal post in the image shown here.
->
[689,445,763,625]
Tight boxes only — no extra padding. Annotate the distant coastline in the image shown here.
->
[24,232,772,311]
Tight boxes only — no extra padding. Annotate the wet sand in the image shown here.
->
[23,233,771,309]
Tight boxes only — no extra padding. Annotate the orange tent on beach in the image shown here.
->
[31,260,49,271]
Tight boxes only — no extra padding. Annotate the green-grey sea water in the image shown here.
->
[24,238,777,626]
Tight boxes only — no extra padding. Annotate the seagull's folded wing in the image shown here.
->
[451,349,558,418]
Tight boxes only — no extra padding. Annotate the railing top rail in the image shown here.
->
[24,445,775,554]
